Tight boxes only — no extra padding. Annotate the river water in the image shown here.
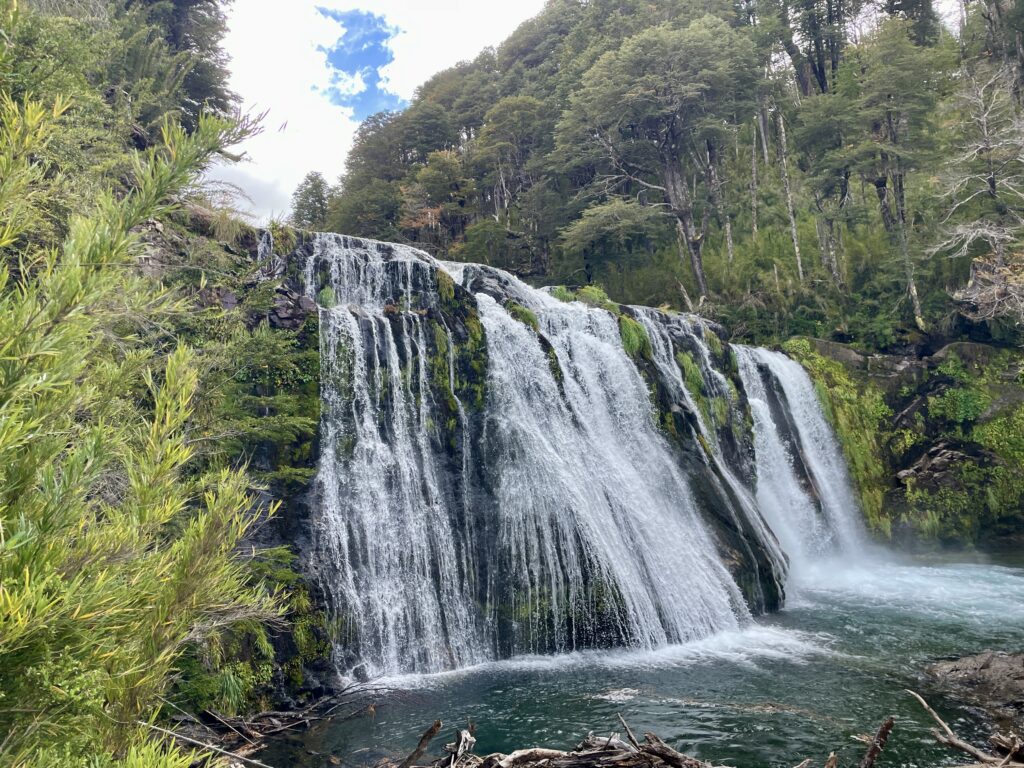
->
[264,553,1024,768]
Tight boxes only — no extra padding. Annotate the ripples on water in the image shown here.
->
[265,555,1024,768]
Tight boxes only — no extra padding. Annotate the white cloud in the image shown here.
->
[213,1,547,223]
[374,1,548,101]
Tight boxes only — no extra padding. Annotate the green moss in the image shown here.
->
[550,285,576,302]
[576,284,619,313]
[436,269,456,308]
[675,349,720,432]
[705,329,723,357]
[710,396,730,429]
[429,320,460,431]
[676,351,706,397]
[317,286,337,308]
[547,346,564,384]
[782,338,892,535]
[267,219,298,254]
[618,315,652,360]
[974,404,1024,514]
[506,301,539,331]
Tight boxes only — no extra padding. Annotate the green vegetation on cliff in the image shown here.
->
[782,339,892,534]
[0,1,329,764]
[784,339,1024,547]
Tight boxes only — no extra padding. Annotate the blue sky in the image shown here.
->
[215,1,547,220]
[317,8,407,120]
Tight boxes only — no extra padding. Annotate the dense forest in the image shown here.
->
[295,0,1024,350]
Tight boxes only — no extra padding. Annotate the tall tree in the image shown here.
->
[290,170,330,231]
[556,17,757,298]
[934,64,1024,264]
[848,20,950,330]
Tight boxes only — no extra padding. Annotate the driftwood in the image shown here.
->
[858,716,895,768]
[140,721,277,768]
[400,720,444,768]
[907,690,1024,767]
[164,682,390,767]
[164,686,1024,768]
[375,714,903,768]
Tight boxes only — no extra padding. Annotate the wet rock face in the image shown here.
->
[927,652,1024,730]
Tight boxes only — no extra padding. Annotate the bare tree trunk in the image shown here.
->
[815,215,842,285]
[664,160,710,298]
[705,144,735,263]
[890,165,926,331]
[776,109,804,281]
[751,122,759,238]
[896,220,926,331]
[758,103,771,164]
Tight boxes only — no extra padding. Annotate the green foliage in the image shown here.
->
[268,218,298,255]
[927,387,991,424]
[560,199,665,259]
[308,0,1015,351]
[290,170,330,230]
[575,284,619,313]
[549,285,576,302]
[0,99,276,766]
[618,314,652,360]
[318,285,337,308]
[676,351,706,397]
[436,269,456,307]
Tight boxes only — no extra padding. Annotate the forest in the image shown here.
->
[2,0,1024,767]
[295,0,1024,350]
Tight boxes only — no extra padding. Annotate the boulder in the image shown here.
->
[926,651,1024,729]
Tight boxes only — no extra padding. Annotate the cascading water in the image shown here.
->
[301,233,867,679]
[735,347,866,571]
[476,291,749,657]
[310,237,487,675]
[632,308,788,598]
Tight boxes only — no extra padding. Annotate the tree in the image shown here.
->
[847,20,950,330]
[934,64,1024,263]
[134,0,237,126]
[290,170,330,230]
[760,0,855,95]
[795,69,860,286]
[474,95,550,217]
[326,178,402,240]
[343,111,407,187]
[557,17,757,298]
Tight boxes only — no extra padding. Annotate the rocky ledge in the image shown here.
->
[927,651,1024,730]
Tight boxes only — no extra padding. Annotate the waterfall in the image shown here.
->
[476,291,748,658]
[301,233,865,679]
[734,347,866,571]
[310,237,487,675]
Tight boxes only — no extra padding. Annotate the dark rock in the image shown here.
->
[926,651,1024,730]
